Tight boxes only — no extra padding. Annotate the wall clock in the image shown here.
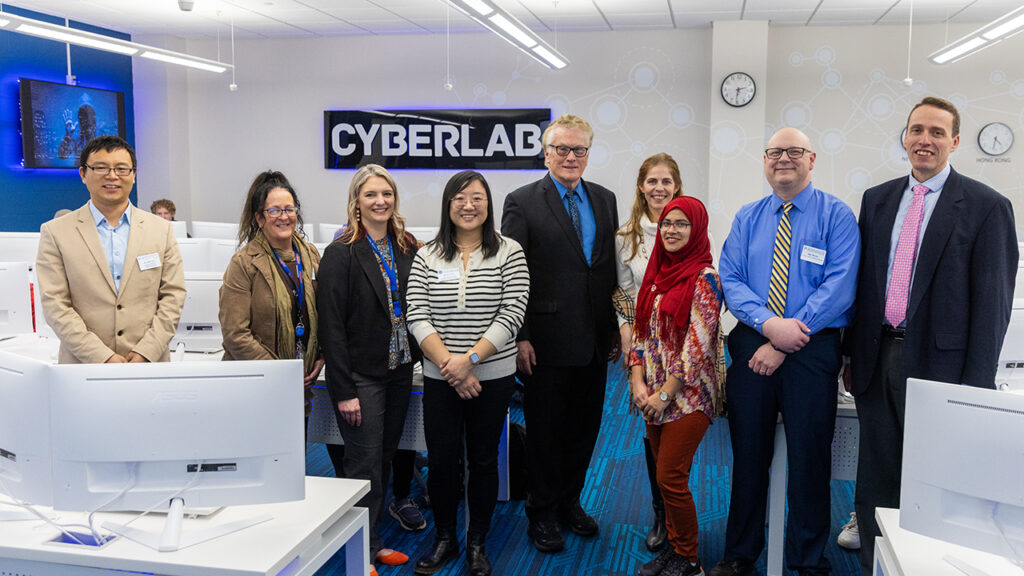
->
[978,122,1013,156]
[721,72,755,108]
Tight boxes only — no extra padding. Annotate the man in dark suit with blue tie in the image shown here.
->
[501,114,619,553]
[847,96,1017,574]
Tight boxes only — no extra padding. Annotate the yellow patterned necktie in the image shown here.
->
[768,202,793,317]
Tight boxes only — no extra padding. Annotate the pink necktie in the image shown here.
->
[885,184,930,327]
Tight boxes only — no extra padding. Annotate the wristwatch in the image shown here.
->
[469,352,480,365]
[659,391,669,402]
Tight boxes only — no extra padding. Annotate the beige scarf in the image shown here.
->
[253,232,319,375]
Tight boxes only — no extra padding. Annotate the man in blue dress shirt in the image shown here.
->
[711,128,860,576]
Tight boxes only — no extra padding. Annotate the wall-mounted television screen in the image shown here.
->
[19,78,126,169]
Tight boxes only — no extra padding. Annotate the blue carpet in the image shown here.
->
[307,363,861,576]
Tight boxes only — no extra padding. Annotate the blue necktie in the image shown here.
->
[566,190,582,245]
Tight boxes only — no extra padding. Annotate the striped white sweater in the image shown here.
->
[407,236,530,381]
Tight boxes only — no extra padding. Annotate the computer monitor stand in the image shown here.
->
[102,497,273,552]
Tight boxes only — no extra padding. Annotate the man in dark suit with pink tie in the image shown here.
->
[846,96,1017,574]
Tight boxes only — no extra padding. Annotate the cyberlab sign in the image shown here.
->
[324,109,550,170]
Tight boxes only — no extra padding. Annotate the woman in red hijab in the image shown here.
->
[630,196,726,576]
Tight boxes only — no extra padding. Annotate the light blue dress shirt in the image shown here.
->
[719,183,861,334]
[88,201,131,292]
[884,163,951,301]
[550,173,596,265]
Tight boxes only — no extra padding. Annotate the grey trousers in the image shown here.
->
[334,364,413,555]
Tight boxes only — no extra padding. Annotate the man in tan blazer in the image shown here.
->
[36,136,185,364]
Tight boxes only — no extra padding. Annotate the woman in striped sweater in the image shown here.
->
[406,170,530,576]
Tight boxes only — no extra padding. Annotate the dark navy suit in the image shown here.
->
[848,166,1017,572]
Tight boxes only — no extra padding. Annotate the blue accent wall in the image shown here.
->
[0,3,135,232]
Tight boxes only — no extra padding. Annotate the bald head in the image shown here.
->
[764,127,816,201]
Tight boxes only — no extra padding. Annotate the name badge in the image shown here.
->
[437,268,460,282]
[800,245,826,266]
[137,252,162,271]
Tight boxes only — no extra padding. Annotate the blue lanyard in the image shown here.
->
[271,244,306,337]
[367,236,402,318]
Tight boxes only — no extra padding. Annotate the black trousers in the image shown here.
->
[854,332,907,575]
[723,324,840,575]
[422,374,516,535]
[524,353,607,523]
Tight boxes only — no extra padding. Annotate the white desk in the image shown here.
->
[0,476,370,576]
[765,401,859,576]
[874,507,1024,576]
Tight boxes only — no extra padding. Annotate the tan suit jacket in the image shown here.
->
[36,203,186,363]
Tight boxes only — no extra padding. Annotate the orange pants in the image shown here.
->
[646,411,711,561]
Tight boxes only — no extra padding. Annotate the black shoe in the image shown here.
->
[527,520,565,553]
[466,532,492,576]
[638,548,679,576]
[413,531,460,575]
[558,502,599,537]
[664,556,705,576]
[645,507,667,551]
[707,559,754,576]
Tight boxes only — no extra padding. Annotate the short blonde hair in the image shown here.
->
[542,114,594,148]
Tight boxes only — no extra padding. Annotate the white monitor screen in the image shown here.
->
[0,351,52,507]
[190,221,239,241]
[49,359,306,512]
[0,262,34,335]
[901,378,1024,561]
[317,223,345,244]
[0,232,41,267]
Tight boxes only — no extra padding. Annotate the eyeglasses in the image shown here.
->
[764,147,810,160]
[658,219,691,231]
[547,145,590,158]
[84,165,135,177]
[452,196,487,207]
[264,206,298,217]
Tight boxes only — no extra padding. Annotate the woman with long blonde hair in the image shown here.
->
[317,164,420,575]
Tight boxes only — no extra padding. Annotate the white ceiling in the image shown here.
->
[1,0,1021,39]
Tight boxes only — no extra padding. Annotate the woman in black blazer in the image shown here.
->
[317,164,420,574]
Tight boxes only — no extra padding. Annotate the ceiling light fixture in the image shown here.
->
[929,5,1024,65]
[443,0,569,70]
[0,11,232,73]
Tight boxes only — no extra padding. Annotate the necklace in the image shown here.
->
[455,239,482,251]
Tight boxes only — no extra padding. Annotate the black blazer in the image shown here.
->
[847,167,1017,395]
[501,174,619,366]
[317,233,420,402]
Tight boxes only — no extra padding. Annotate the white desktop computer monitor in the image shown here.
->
[0,262,35,335]
[190,221,239,241]
[0,351,53,512]
[170,220,188,239]
[175,238,210,273]
[317,223,345,243]
[900,378,1024,566]
[0,232,41,267]
[208,238,239,272]
[171,272,224,352]
[49,359,306,550]
[406,226,439,245]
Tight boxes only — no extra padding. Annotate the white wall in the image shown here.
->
[132,24,1024,240]
[135,29,713,235]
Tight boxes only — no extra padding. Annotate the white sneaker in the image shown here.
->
[837,512,860,550]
